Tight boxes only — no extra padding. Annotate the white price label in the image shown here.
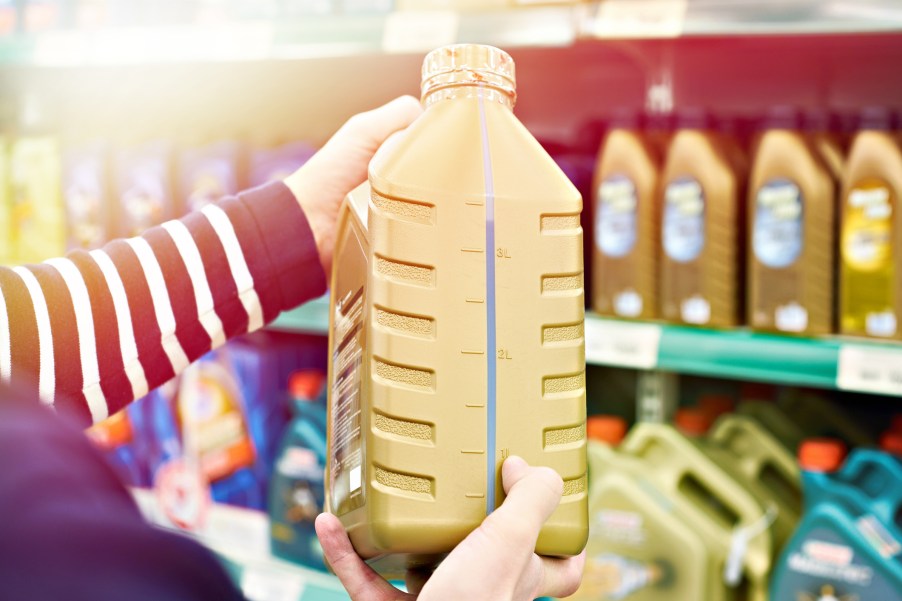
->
[837,345,902,396]
[242,567,305,601]
[585,319,661,369]
[593,0,688,39]
[382,10,460,54]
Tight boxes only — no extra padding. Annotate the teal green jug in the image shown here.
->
[770,440,902,600]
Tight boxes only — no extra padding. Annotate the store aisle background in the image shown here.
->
[2,1,902,600]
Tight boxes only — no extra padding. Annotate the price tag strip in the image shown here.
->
[585,318,662,370]
[837,344,902,396]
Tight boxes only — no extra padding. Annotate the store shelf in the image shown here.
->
[585,316,841,387]
[270,294,331,335]
[586,316,902,396]
[131,489,350,601]
[2,0,901,67]
[270,299,902,395]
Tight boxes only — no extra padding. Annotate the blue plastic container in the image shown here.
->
[770,442,902,600]
[269,370,328,570]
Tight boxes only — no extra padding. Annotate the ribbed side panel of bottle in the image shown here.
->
[363,184,488,554]
[493,191,588,554]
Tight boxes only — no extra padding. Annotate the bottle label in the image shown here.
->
[663,177,705,263]
[155,458,211,531]
[122,175,166,237]
[277,447,323,480]
[178,358,256,483]
[841,179,896,337]
[596,174,638,258]
[187,170,229,212]
[857,515,901,559]
[681,294,711,325]
[578,553,667,600]
[773,527,899,600]
[754,178,804,269]
[329,286,366,515]
[843,182,893,272]
[64,156,106,249]
[594,509,647,546]
[775,301,809,333]
[10,137,66,261]
[275,447,325,531]
[613,289,643,318]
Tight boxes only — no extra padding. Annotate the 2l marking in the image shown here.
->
[497,348,512,360]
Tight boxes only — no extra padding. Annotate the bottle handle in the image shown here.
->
[840,450,902,526]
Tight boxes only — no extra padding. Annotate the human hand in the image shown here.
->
[315,456,586,600]
[283,96,423,275]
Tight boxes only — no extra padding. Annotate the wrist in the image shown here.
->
[283,166,332,275]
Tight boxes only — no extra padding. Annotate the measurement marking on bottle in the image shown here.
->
[496,247,511,258]
[465,201,484,206]
[465,298,485,304]
[496,348,512,360]
[461,247,484,253]
[460,449,485,454]
[465,403,485,408]
[465,493,485,499]
[461,349,485,355]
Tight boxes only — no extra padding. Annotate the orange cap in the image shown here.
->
[880,431,902,457]
[798,438,847,472]
[698,394,735,419]
[586,415,628,446]
[289,370,326,401]
[675,408,714,437]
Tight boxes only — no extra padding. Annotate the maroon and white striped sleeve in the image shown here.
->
[0,181,327,426]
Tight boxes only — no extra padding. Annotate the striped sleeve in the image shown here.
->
[0,181,327,425]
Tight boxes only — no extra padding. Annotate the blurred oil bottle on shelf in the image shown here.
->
[592,110,660,321]
[747,107,836,336]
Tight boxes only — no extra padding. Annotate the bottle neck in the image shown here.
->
[422,83,514,110]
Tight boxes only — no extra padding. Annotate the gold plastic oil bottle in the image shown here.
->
[619,423,774,601]
[840,106,902,339]
[592,110,660,319]
[707,413,802,552]
[747,107,836,335]
[575,416,683,601]
[326,44,588,575]
[659,109,744,327]
[9,136,66,263]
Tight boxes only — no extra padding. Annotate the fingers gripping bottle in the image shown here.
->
[326,44,588,575]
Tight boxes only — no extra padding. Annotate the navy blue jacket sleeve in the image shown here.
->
[0,386,246,601]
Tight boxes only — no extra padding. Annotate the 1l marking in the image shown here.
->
[496,248,511,258]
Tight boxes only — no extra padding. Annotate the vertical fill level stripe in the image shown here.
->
[478,88,497,515]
